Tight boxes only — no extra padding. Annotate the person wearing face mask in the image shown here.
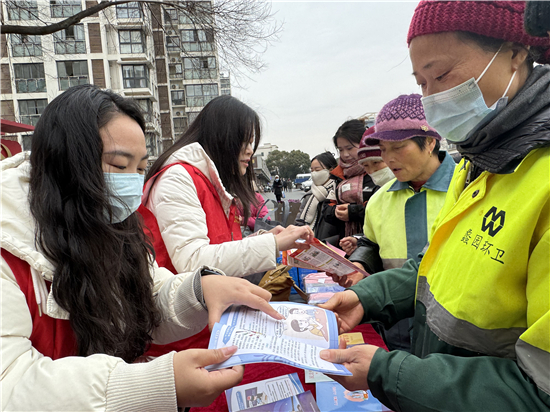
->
[295,152,343,244]
[0,85,286,411]
[335,94,456,353]
[272,175,284,202]
[319,3,550,411]
[323,119,377,242]
[139,96,314,409]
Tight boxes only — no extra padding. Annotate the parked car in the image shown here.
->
[294,173,311,190]
[302,178,313,192]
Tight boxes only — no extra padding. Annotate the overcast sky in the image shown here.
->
[232,1,421,159]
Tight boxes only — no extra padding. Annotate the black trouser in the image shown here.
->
[275,193,282,202]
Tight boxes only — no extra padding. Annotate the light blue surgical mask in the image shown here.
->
[421,45,517,143]
[104,172,144,223]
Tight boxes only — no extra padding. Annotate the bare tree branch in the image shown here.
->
[2,0,282,76]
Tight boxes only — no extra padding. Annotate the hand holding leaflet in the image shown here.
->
[207,302,352,376]
[287,238,370,278]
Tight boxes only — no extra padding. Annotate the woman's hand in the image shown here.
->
[319,289,364,333]
[174,346,244,407]
[339,236,358,255]
[274,225,315,251]
[202,276,283,330]
[335,204,350,222]
[267,225,285,235]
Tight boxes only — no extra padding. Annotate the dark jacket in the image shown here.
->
[272,179,283,195]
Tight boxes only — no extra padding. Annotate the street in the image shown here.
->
[261,188,306,202]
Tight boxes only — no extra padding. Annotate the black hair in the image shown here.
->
[147,95,260,220]
[410,136,441,156]
[524,1,550,37]
[332,119,366,148]
[455,31,538,71]
[29,84,160,363]
[312,151,337,170]
[290,319,306,332]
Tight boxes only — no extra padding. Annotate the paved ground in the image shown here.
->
[261,188,306,203]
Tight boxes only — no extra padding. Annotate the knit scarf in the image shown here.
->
[458,65,550,173]
[298,179,334,230]
[337,158,365,205]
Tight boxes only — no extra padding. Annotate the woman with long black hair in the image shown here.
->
[1,84,281,411]
[142,95,313,279]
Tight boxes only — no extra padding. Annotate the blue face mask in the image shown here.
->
[421,45,517,144]
[104,173,144,223]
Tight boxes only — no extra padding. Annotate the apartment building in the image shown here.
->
[0,0,230,163]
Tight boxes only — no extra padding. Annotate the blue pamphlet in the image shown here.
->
[315,381,392,411]
[246,390,320,412]
[207,303,351,376]
[226,373,304,412]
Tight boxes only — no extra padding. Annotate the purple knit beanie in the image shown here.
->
[368,94,441,143]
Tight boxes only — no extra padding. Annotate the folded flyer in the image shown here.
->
[226,373,304,412]
[289,238,370,278]
[315,381,391,411]
[207,303,351,376]
[246,390,320,412]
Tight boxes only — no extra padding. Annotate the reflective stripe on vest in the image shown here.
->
[417,276,524,359]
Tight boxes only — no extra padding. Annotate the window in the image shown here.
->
[171,90,185,106]
[19,99,47,126]
[53,25,86,54]
[187,112,199,124]
[122,65,148,88]
[185,84,218,107]
[169,63,183,78]
[180,29,214,52]
[166,35,181,52]
[183,56,216,80]
[119,30,144,54]
[116,2,141,18]
[11,34,42,57]
[57,61,89,90]
[50,0,81,18]
[14,64,46,93]
[136,99,153,122]
[173,117,188,134]
[8,0,38,20]
[164,2,212,24]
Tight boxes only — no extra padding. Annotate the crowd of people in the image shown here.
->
[1,1,549,411]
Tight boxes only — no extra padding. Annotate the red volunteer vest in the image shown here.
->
[138,162,242,357]
[1,249,77,360]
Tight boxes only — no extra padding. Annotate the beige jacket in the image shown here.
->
[1,152,215,411]
[145,143,277,277]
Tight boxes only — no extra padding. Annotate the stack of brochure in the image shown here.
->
[226,373,320,412]
[303,272,345,305]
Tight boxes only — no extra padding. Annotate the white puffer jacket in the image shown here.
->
[1,152,215,412]
[145,143,277,277]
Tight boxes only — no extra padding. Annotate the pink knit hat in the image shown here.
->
[367,94,441,143]
[357,127,382,164]
[407,1,550,64]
